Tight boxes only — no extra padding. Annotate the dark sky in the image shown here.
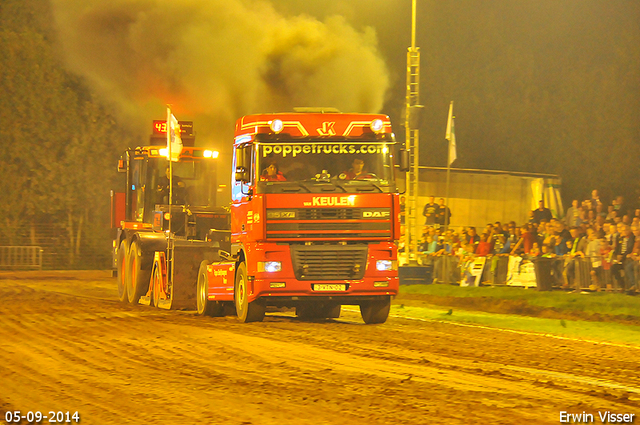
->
[49,0,640,205]
[279,0,640,204]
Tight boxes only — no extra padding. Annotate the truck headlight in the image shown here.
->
[376,260,395,271]
[258,261,282,273]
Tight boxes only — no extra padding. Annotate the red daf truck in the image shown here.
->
[197,110,406,323]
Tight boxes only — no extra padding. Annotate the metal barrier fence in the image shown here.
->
[418,254,459,284]
[567,256,621,291]
[0,246,43,270]
[414,253,635,292]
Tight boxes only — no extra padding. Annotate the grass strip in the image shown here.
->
[399,284,640,318]
[390,303,640,347]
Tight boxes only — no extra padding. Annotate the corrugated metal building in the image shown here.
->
[399,167,563,230]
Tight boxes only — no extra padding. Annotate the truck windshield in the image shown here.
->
[148,158,217,207]
[255,141,396,193]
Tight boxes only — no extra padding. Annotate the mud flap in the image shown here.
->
[167,244,221,310]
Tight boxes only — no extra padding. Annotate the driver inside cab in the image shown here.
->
[260,160,286,181]
[157,167,187,204]
[340,158,372,180]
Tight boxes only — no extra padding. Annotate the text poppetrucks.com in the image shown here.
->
[559,411,635,423]
[262,143,386,158]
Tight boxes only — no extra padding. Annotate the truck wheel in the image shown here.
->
[127,240,152,305]
[197,261,224,317]
[360,296,391,324]
[117,240,128,303]
[234,262,265,323]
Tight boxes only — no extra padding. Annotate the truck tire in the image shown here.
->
[117,240,128,303]
[360,296,391,324]
[197,261,224,317]
[127,240,152,305]
[234,262,265,323]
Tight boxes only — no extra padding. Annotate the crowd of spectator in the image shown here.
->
[407,190,640,292]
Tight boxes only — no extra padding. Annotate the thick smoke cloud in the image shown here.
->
[50,0,390,138]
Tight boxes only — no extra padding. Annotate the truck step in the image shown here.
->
[138,296,151,306]
[156,299,172,310]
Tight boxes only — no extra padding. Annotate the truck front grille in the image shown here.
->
[290,244,368,281]
[266,208,391,240]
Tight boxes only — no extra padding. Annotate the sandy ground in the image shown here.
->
[0,271,638,425]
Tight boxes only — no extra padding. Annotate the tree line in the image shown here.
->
[0,0,135,267]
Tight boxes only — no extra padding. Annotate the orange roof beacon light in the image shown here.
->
[270,119,284,134]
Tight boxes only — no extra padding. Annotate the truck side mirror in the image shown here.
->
[235,166,249,183]
[398,148,410,172]
[117,157,127,173]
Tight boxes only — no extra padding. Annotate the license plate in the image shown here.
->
[313,284,346,292]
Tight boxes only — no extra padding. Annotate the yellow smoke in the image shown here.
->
[50,0,390,136]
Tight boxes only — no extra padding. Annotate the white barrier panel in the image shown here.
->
[460,257,486,287]
[506,256,537,288]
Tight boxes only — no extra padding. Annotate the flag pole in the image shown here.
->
[167,106,173,209]
[443,101,454,283]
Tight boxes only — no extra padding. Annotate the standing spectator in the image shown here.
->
[542,222,557,248]
[536,221,548,244]
[595,203,607,220]
[436,197,452,228]
[530,242,541,257]
[490,222,507,245]
[420,235,438,254]
[612,224,635,290]
[590,190,601,210]
[554,221,571,256]
[565,200,581,227]
[624,226,640,292]
[605,222,616,246]
[511,224,536,254]
[614,196,626,217]
[565,227,588,287]
[506,222,518,247]
[586,230,604,289]
[475,233,492,256]
[422,196,439,227]
[466,227,480,252]
[532,200,553,223]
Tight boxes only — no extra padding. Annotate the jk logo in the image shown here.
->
[317,122,336,136]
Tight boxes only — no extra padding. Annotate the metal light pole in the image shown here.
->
[404,0,421,262]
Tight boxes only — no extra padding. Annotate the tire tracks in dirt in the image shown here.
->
[1,274,639,424]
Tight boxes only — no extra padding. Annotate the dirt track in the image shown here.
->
[0,271,638,425]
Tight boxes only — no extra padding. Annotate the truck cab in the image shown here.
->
[201,111,402,323]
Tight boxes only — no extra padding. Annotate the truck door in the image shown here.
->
[231,143,254,240]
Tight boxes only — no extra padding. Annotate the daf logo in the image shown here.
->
[363,211,390,218]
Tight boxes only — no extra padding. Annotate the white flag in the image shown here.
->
[445,101,457,166]
[167,110,183,162]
